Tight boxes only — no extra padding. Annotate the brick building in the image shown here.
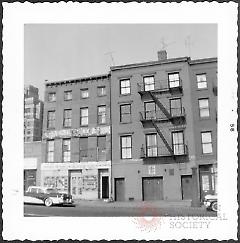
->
[24,85,43,142]
[110,51,217,203]
[41,74,111,200]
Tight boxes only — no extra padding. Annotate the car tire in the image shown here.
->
[211,201,217,212]
[44,197,53,207]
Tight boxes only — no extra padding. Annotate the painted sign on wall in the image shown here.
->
[43,126,110,139]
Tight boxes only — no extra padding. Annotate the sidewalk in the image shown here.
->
[73,199,203,209]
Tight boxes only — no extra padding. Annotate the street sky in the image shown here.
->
[24,24,217,99]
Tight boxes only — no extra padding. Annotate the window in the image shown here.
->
[64,90,72,101]
[97,136,106,161]
[120,104,131,123]
[120,79,130,95]
[120,135,132,159]
[47,111,55,129]
[143,76,155,91]
[97,106,106,124]
[146,134,158,157]
[168,72,180,88]
[63,109,72,127]
[47,140,54,163]
[81,89,89,99]
[97,86,106,96]
[48,92,56,102]
[80,107,88,126]
[172,131,185,155]
[144,102,156,120]
[79,137,88,161]
[170,98,182,117]
[199,98,210,118]
[197,74,207,89]
[201,132,213,154]
[62,139,71,162]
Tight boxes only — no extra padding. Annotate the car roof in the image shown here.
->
[28,186,55,190]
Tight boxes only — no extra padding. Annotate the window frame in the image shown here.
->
[47,110,55,129]
[170,98,182,117]
[120,104,132,123]
[63,109,72,128]
[80,88,89,99]
[120,135,132,159]
[47,140,54,163]
[196,73,207,89]
[79,137,88,161]
[201,131,213,154]
[80,107,88,126]
[97,86,106,97]
[64,90,72,101]
[145,133,158,157]
[143,75,155,91]
[198,98,210,118]
[97,105,107,125]
[62,139,71,163]
[172,131,185,155]
[168,72,180,88]
[120,79,131,95]
[48,92,56,102]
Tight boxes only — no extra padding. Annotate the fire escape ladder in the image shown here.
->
[151,120,174,156]
[148,91,172,120]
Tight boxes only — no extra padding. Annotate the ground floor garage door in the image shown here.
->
[142,177,163,201]
[115,178,125,201]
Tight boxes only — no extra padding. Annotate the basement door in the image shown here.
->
[142,177,163,201]
[181,175,193,200]
[115,178,125,201]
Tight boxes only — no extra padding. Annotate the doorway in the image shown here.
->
[101,176,109,199]
[115,178,125,201]
[181,175,193,200]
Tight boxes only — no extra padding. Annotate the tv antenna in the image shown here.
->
[104,51,115,66]
[160,37,175,51]
[185,35,194,57]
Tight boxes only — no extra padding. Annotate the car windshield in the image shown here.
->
[46,188,58,194]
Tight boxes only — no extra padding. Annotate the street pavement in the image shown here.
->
[24,200,217,217]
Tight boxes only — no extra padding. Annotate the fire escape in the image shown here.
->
[138,78,188,160]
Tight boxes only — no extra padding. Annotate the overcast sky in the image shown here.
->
[24,24,217,99]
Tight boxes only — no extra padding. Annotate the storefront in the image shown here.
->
[41,161,111,200]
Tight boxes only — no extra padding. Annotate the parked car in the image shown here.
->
[203,194,217,212]
[24,186,73,207]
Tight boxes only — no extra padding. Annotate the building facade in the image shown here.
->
[24,141,43,191]
[110,51,217,203]
[24,85,44,142]
[41,74,112,200]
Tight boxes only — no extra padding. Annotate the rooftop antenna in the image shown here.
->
[160,37,175,51]
[104,51,115,66]
[185,35,194,58]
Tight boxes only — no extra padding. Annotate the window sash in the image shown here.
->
[201,132,213,153]
[197,74,207,89]
[64,91,72,100]
[170,98,182,116]
[168,73,180,88]
[47,111,55,128]
[121,136,132,159]
[199,99,210,117]
[63,139,71,162]
[47,141,54,162]
[48,93,56,102]
[120,79,130,94]
[64,110,72,127]
[120,104,131,123]
[143,76,155,91]
[98,86,106,96]
[80,108,88,125]
[81,89,89,98]
[98,106,106,124]
[172,131,184,155]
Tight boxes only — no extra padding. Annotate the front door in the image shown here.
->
[70,171,83,199]
[115,178,125,201]
[181,175,193,200]
[101,176,109,199]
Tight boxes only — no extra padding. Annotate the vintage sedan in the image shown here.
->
[24,186,73,207]
[203,194,217,212]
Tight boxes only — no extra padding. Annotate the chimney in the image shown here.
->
[157,50,167,61]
